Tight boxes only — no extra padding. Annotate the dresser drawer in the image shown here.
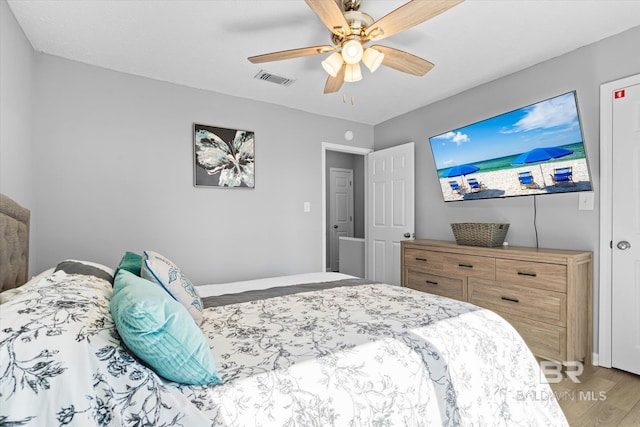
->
[401,240,592,364]
[501,313,567,362]
[405,270,466,301]
[496,259,567,292]
[403,249,444,273]
[468,278,566,327]
[443,253,495,280]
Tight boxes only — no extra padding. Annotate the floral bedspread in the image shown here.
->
[0,270,567,426]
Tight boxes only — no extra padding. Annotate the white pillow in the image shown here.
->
[141,251,204,324]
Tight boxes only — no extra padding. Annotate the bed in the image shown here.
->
[0,193,567,426]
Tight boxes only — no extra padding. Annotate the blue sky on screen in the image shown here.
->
[429,92,582,170]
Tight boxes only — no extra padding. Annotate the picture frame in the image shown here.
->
[193,123,255,188]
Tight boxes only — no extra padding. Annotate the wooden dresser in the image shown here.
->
[401,239,592,364]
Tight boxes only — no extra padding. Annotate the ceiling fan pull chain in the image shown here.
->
[342,95,355,106]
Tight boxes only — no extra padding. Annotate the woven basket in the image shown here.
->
[450,223,510,247]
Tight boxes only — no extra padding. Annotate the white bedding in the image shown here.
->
[0,267,55,304]
[1,267,568,426]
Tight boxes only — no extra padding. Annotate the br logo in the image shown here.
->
[540,361,584,384]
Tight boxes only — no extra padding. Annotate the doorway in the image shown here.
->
[598,73,640,374]
[322,143,372,275]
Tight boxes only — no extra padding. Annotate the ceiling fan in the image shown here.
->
[248,0,464,94]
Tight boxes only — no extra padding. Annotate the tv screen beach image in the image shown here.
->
[428,91,592,202]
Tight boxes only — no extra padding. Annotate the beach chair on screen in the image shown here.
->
[449,181,465,194]
[517,171,537,189]
[551,166,575,186]
[467,177,486,192]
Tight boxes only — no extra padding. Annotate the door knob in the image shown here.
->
[617,241,631,250]
[403,232,414,238]
[333,225,338,229]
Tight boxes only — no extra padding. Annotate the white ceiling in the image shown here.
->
[8,0,640,125]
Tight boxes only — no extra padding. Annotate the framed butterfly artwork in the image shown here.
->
[193,123,255,188]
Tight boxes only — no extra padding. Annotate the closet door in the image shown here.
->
[611,80,640,375]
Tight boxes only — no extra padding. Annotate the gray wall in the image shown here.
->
[374,25,640,351]
[0,1,34,212]
[30,54,373,284]
[0,0,36,270]
[353,154,364,238]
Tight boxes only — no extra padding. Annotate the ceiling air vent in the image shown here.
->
[254,70,295,86]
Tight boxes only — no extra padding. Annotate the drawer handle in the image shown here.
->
[425,280,438,286]
[501,296,520,304]
[517,271,537,277]
[458,263,474,268]
[415,257,427,262]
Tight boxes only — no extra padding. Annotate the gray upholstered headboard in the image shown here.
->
[0,193,30,292]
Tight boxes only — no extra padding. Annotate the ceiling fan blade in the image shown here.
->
[304,0,352,37]
[372,45,434,76]
[324,64,346,94]
[365,0,464,42]
[248,45,335,64]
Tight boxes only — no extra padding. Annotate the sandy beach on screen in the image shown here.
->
[440,159,592,201]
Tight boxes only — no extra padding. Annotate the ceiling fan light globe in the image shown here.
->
[362,48,384,72]
[321,52,343,77]
[344,63,362,82]
[341,39,363,64]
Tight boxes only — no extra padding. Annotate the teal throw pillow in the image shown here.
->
[114,251,143,277]
[110,270,220,385]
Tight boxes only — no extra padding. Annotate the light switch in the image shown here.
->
[303,202,311,212]
[578,192,594,210]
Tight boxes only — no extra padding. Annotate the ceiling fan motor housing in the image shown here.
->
[344,11,374,36]
[342,0,361,12]
[330,10,373,46]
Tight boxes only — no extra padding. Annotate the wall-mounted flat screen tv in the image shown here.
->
[428,91,592,202]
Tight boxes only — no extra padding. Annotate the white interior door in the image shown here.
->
[611,81,640,375]
[329,168,354,272]
[367,142,415,285]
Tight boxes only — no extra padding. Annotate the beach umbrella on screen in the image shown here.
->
[443,164,480,178]
[511,146,573,186]
[443,164,480,191]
